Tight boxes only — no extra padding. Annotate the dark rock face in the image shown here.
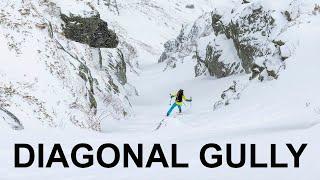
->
[250,63,279,81]
[222,7,275,73]
[160,4,285,81]
[195,45,241,78]
[197,5,278,79]
[115,49,127,85]
[158,40,178,63]
[185,4,195,9]
[209,6,279,77]
[61,14,119,48]
[211,13,223,36]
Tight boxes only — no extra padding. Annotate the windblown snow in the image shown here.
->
[0,0,320,179]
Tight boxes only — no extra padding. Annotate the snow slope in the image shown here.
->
[54,0,216,62]
[1,0,320,179]
[0,0,140,131]
[0,0,216,131]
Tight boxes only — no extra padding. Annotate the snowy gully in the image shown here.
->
[14,143,307,168]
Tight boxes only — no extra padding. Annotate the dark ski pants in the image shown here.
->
[166,102,181,116]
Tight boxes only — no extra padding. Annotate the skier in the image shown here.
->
[166,89,192,116]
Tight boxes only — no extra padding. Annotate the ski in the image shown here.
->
[154,118,166,131]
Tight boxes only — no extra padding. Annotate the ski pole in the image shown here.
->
[169,95,172,105]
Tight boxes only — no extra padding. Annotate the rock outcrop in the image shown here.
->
[157,1,318,109]
[0,0,135,131]
[61,14,119,48]
[158,2,292,81]
[0,107,24,130]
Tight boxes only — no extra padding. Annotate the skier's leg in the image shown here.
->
[166,103,177,116]
[178,105,182,113]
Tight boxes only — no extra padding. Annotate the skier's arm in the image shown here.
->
[170,93,176,98]
[183,95,192,102]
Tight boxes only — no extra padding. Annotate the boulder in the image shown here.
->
[61,14,119,48]
[185,4,195,9]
